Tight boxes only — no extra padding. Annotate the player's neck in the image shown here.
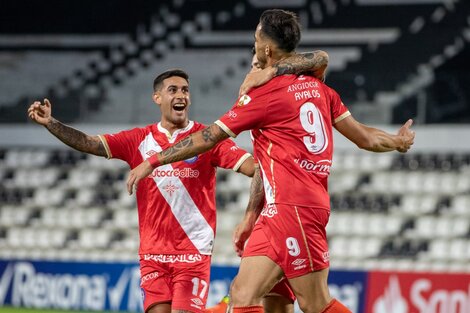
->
[266,51,295,67]
[160,120,189,135]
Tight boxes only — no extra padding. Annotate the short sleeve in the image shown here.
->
[330,88,351,124]
[99,128,142,162]
[210,138,252,171]
[215,88,271,138]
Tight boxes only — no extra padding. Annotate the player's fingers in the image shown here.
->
[44,98,51,107]
[127,173,135,195]
[404,119,413,128]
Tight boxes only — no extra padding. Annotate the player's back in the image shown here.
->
[249,74,349,209]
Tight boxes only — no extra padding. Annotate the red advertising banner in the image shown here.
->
[365,271,470,313]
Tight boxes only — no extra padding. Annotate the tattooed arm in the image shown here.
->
[273,50,329,77]
[127,124,229,194]
[27,99,106,157]
[239,50,329,95]
[233,165,264,256]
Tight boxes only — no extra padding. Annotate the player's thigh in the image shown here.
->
[231,255,284,306]
[140,259,172,313]
[263,295,294,313]
[287,268,331,313]
[148,303,171,313]
[172,256,211,313]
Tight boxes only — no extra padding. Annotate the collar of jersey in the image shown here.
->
[157,120,194,144]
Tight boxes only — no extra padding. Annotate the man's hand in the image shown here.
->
[127,160,154,195]
[232,216,256,257]
[28,99,53,126]
[397,119,415,153]
[239,67,275,96]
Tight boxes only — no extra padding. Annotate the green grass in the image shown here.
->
[0,307,127,313]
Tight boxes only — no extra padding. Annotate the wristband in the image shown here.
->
[148,154,162,168]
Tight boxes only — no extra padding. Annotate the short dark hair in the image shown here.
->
[153,69,189,91]
[259,9,301,53]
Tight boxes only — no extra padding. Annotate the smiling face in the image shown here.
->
[153,76,190,131]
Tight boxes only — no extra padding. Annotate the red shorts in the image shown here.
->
[140,254,211,313]
[267,277,296,303]
[244,204,330,279]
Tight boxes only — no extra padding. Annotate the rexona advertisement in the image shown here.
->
[366,271,470,313]
[3,261,467,313]
[0,260,368,313]
[0,260,143,312]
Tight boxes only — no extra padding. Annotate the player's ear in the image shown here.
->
[265,45,271,57]
[152,92,161,106]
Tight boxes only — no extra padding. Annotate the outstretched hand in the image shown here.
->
[127,160,154,195]
[397,119,415,153]
[28,99,52,126]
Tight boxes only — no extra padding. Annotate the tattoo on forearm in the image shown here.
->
[159,124,228,165]
[202,124,228,143]
[274,50,328,76]
[46,119,106,157]
[160,135,194,163]
[247,168,265,214]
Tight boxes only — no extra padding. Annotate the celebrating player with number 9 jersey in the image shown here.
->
[215,74,350,210]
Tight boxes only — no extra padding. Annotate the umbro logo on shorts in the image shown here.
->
[191,298,204,306]
[291,259,306,266]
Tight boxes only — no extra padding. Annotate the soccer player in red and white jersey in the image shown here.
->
[126,9,415,313]
[28,52,330,313]
[28,69,254,313]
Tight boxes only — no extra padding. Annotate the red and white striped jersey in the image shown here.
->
[100,121,251,255]
[216,75,350,210]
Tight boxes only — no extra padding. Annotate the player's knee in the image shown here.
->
[297,297,329,313]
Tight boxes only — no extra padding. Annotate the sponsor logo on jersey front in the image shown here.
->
[294,158,331,176]
[149,167,200,178]
[143,254,203,263]
[260,204,278,218]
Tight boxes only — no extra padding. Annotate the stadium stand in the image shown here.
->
[1,145,470,272]
[0,0,469,124]
[0,0,469,273]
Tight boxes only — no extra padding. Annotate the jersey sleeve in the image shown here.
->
[330,88,351,124]
[98,128,141,162]
[215,88,271,138]
[210,138,252,172]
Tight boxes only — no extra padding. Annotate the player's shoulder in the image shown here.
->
[190,120,206,131]
[246,75,295,99]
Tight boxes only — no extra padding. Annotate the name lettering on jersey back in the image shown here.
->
[287,81,321,101]
[149,168,200,178]
[295,158,331,176]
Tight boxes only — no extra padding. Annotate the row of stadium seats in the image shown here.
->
[1,147,470,270]
[2,0,468,124]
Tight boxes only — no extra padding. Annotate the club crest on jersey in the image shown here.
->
[237,94,251,107]
[184,156,198,164]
